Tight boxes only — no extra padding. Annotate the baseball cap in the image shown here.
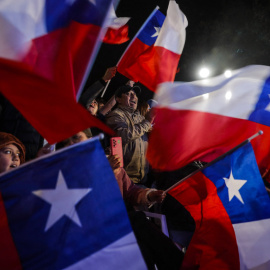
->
[115,85,141,98]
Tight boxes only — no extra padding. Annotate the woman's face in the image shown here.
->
[0,144,21,173]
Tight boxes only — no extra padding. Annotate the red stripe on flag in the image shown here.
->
[147,108,270,172]
[169,172,240,270]
[0,57,114,144]
[103,25,129,44]
[23,22,100,96]
[0,193,22,269]
[117,39,180,92]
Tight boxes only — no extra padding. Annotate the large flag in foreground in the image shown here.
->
[169,143,270,269]
[147,65,270,176]
[0,0,114,143]
[0,137,146,269]
[117,1,188,92]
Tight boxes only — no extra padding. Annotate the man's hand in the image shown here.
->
[102,66,117,82]
[108,154,121,172]
[148,190,166,203]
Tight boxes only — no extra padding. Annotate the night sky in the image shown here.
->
[84,0,270,101]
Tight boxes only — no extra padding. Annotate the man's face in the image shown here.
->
[116,90,138,110]
[87,100,98,116]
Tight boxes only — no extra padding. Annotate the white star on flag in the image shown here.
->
[33,170,91,231]
[223,169,247,204]
[151,26,161,38]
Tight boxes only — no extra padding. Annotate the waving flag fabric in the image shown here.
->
[147,65,270,176]
[117,1,188,92]
[103,3,130,44]
[169,143,270,270]
[0,137,146,270]
[0,0,114,143]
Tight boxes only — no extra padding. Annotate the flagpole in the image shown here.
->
[100,6,160,98]
[149,130,263,208]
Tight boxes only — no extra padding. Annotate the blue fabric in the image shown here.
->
[248,76,270,126]
[137,9,165,46]
[203,143,270,224]
[45,0,113,32]
[0,139,132,269]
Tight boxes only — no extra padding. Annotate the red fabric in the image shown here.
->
[23,22,100,97]
[169,172,240,270]
[117,39,180,92]
[103,24,129,44]
[147,108,270,175]
[0,57,113,144]
[0,193,22,269]
[0,22,114,144]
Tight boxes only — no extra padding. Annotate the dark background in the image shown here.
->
[83,0,270,102]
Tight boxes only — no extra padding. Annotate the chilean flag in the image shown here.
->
[0,0,114,143]
[147,65,270,178]
[103,3,130,44]
[169,143,270,269]
[117,1,188,92]
[0,137,146,269]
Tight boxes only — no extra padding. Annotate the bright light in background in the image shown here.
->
[225,91,232,100]
[224,70,232,78]
[199,68,210,78]
[202,93,209,100]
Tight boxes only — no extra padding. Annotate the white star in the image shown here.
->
[151,26,161,38]
[223,170,247,204]
[33,170,91,231]
[264,94,270,111]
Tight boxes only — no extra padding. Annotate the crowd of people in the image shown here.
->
[0,66,190,269]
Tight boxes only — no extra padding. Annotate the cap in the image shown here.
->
[0,132,26,164]
[115,85,141,98]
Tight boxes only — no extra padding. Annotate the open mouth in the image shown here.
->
[130,101,136,106]
[10,164,17,168]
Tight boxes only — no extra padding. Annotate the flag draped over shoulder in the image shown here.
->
[0,0,114,144]
[147,65,270,176]
[0,138,146,270]
[117,1,188,92]
[169,143,270,270]
[103,3,130,44]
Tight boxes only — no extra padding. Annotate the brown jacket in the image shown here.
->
[106,106,152,183]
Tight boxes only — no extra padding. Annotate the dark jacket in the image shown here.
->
[0,94,43,161]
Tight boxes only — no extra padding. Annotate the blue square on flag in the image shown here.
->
[137,9,165,46]
[0,138,146,269]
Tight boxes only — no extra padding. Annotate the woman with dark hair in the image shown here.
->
[0,132,26,173]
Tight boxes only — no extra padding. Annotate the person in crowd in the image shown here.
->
[105,85,155,185]
[0,94,43,161]
[0,132,26,174]
[137,100,150,118]
[79,66,117,108]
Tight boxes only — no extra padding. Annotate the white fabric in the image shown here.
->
[155,0,188,54]
[233,218,270,270]
[104,2,130,29]
[0,0,46,59]
[64,232,147,270]
[155,65,270,120]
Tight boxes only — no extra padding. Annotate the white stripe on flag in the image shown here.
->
[63,232,147,270]
[233,218,270,270]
